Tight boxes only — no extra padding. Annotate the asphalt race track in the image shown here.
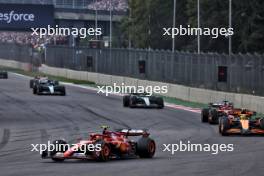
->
[1,73,264,176]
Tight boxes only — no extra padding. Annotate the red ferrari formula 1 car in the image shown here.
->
[218,109,264,136]
[41,126,156,162]
[201,101,234,124]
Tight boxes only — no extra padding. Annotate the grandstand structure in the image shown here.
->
[0,0,128,11]
[0,0,128,46]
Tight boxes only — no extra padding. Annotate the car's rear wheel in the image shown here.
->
[218,117,223,133]
[33,87,37,94]
[93,140,111,162]
[61,87,66,96]
[209,109,218,124]
[123,95,130,107]
[259,118,264,129]
[201,108,209,122]
[30,80,34,88]
[3,72,8,79]
[156,97,164,109]
[137,137,156,158]
[50,139,68,162]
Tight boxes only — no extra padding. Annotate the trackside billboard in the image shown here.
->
[0,4,54,30]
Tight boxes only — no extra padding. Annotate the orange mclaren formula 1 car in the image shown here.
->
[201,101,234,124]
[218,109,264,136]
[41,126,156,162]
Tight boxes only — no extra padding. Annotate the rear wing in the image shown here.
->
[209,101,233,108]
[116,129,150,137]
[229,109,256,116]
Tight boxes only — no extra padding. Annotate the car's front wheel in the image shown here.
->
[93,140,111,162]
[36,87,41,95]
[219,116,230,136]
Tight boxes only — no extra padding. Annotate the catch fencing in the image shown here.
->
[0,43,264,96]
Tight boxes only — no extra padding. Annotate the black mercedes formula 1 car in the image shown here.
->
[0,70,8,79]
[30,76,58,88]
[123,93,164,108]
[32,78,66,96]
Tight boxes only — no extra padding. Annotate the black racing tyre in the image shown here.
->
[30,80,34,88]
[260,119,264,130]
[209,109,218,124]
[61,87,66,96]
[41,149,48,158]
[92,140,111,162]
[50,139,68,162]
[219,116,230,136]
[123,95,130,107]
[36,87,41,95]
[137,137,156,158]
[4,72,8,79]
[218,117,223,133]
[156,97,164,109]
[129,96,137,108]
[201,108,209,123]
[33,87,37,94]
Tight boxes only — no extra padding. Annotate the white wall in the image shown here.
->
[0,59,31,71]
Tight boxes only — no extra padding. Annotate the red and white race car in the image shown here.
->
[201,101,234,124]
[41,126,156,162]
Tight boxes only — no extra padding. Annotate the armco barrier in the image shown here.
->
[1,59,264,113]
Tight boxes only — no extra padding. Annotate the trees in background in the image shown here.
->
[120,0,264,54]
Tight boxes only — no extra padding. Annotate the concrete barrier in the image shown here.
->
[111,75,125,86]
[96,74,112,85]
[124,77,139,87]
[1,59,264,113]
[0,58,31,71]
[87,72,98,83]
